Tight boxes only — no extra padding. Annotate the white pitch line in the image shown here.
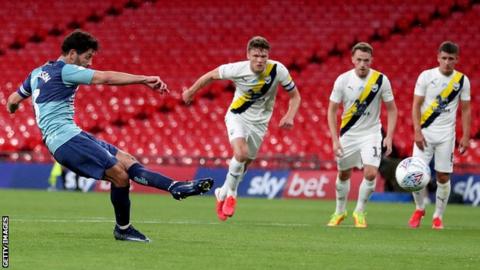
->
[12,218,311,227]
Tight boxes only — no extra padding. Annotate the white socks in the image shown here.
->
[433,181,451,218]
[354,178,376,213]
[218,157,245,199]
[335,178,350,214]
[335,177,376,214]
[412,187,426,210]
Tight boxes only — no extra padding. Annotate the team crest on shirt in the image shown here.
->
[453,83,460,91]
[264,76,272,84]
[358,86,364,92]
[371,84,379,92]
[434,95,450,113]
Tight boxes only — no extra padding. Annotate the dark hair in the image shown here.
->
[351,42,373,56]
[61,30,99,55]
[438,41,459,55]
[247,36,270,51]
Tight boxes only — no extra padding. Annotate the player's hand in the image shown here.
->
[414,131,427,151]
[383,135,393,156]
[182,87,194,105]
[458,136,470,154]
[279,115,294,129]
[7,103,19,114]
[333,139,344,157]
[145,76,169,94]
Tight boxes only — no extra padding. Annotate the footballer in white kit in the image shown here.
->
[409,41,471,230]
[327,42,397,228]
[330,68,395,170]
[220,59,296,159]
[412,67,471,172]
[183,36,301,221]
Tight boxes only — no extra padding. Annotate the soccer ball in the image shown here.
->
[395,157,431,192]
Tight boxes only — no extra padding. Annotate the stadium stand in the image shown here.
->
[0,0,478,169]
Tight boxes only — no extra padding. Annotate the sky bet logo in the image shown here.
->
[2,216,8,268]
[247,172,286,199]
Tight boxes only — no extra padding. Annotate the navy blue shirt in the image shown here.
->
[17,60,95,153]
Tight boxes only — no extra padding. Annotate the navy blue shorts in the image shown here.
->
[53,131,118,179]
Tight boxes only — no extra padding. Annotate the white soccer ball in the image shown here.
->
[395,157,431,192]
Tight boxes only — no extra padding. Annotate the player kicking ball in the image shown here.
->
[7,30,213,242]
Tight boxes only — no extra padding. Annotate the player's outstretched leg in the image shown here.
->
[169,178,214,200]
[127,163,213,200]
[128,163,176,190]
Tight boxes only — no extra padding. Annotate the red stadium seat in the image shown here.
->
[0,0,479,166]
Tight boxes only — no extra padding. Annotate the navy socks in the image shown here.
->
[127,163,174,191]
[110,163,177,227]
[110,185,130,226]
[111,163,175,226]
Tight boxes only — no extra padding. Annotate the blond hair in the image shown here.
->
[351,42,373,56]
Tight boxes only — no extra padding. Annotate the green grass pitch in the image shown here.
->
[1,189,479,270]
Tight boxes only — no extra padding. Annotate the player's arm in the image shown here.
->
[383,100,398,156]
[182,68,220,104]
[412,94,426,150]
[279,87,301,129]
[8,72,33,114]
[91,71,168,92]
[6,92,26,114]
[458,100,471,154]
[327,101,343,157]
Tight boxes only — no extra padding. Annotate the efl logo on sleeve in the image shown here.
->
[2,216,8,268]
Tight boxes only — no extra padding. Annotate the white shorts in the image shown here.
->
[225,112,268,160]
[412,135,455,173]
[337,133,382,170]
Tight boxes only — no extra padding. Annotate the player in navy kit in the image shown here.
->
[6,30,213,242]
